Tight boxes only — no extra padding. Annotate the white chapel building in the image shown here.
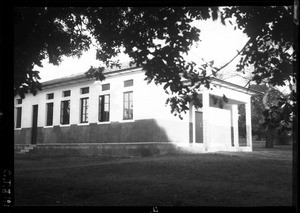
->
[14,64,261,156]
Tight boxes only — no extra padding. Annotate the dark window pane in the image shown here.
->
[46,103,53,126]
[60,100,70,124]
[99,95,110,122]
[81,87,89,94]
[17,99,22,104]
[16,107,22,128]
[63,90,71,97]
[47,93,54,100]
[124,79,133,87]
[102,84,110,91]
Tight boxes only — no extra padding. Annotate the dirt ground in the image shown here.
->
[13,142,294,206]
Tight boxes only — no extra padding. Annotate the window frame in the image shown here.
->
[60,100,70,125]
[80,97,89,123]
[46,102,54,126]
[123,91,133,120]
[81,87,89,94]
[16,99,22,104]
[46,93,54,100]
[98,94,110,122]
[16,107,22,128]
[62,90,71,97]
[102,83,110,91]
[124,79,133,87]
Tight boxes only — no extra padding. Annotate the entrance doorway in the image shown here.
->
[31,105,38,144]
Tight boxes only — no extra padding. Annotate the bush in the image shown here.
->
[276,130,292,145]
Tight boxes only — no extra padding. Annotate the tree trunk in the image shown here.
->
[265,128,275,148]
[263,85,275,148]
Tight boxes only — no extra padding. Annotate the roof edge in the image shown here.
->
[210,77,264,95]
[41,66,264,96]
[42,66,143,89]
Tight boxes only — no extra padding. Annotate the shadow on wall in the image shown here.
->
[14,119,186,157]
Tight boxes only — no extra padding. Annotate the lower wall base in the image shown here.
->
[14,119,181,145]
[15,143,252,157]
[206,145,252,152]
[15,143,182,157]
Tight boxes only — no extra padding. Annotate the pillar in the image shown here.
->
[232,104,239,147]
[189,102,195,144]
[202,92,210,151]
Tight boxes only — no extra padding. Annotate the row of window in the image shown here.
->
[15,91,133,128]
[58,91,132,125]
[16,80,131,105]
[15,79,134,128]
[16,88,88,105]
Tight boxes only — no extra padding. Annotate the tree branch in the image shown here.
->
[212,37,252,74]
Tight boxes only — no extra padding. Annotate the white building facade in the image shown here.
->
[14,66,260,156]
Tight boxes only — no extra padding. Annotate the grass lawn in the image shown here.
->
[14,142,293,206]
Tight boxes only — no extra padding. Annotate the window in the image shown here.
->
[80,98,89,123]
[102,84,110,91]
[16,107,22,128]
[17,99,22,104]
[99,95,110,122]
[81,87,89,94]
[63,90,71,97]
[124,79,133,87]
[123,91,133,119]
[47,93,54,100]
[60,100,70,124]
[46,103,53,126]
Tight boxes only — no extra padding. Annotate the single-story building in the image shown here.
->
[14,64,261,156]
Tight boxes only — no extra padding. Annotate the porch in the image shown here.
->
[188,86,254,152]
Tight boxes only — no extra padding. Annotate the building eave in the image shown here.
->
[182,77,264,96]
[41,65,263,96]
[210,77,264,96]
[42,66,143,90]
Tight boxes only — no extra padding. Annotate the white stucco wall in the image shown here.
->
[206,107,232,148]
[14,69,189,129]
[14,69,255,148]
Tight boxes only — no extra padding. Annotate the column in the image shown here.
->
[202,92,210,151]
[189,102,195,144]
[232,104,239,147]
[245,100,252,147]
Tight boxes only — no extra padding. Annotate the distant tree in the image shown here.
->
[13,6,297,131]
[238,84,291,147]
[260,85,293,147]
[223,6,296,145]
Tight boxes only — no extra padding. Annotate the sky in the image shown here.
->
[37,19,250,86]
